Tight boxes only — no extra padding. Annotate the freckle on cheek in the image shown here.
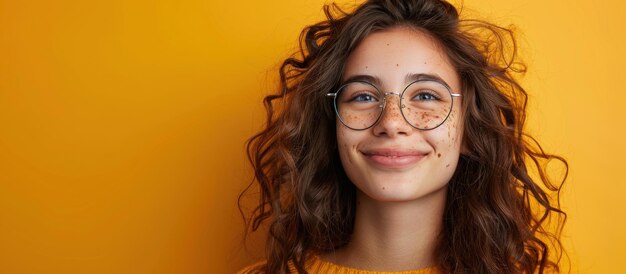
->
[437,153,441,158]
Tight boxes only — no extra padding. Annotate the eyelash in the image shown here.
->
[411,90,440,101]
[349,91,379,102]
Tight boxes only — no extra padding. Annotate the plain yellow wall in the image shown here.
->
[1,0,624,273]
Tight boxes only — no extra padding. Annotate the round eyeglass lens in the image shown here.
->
[400,80,453,130]
[335,81,383,130]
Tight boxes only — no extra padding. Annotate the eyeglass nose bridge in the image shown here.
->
[379,91,403,109]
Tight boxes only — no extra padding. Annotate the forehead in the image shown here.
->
[342,26,460,91]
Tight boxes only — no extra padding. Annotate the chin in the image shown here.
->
[358,179,449,203]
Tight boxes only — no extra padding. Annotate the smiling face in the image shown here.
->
[336,26,463,203]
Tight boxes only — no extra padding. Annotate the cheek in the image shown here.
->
[432,108,463,155]
[336,124,355,165]
[446,110,463,146]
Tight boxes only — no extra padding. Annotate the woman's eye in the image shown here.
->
[413,92,439,101]
[351,93,378,102]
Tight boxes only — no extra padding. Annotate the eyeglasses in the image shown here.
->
[326,80,461,130]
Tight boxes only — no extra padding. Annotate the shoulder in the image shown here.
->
[236,260,266,274]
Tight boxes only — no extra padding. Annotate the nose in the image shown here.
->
[372,92,413,137]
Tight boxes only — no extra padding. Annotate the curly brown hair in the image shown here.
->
[238,0,568,273]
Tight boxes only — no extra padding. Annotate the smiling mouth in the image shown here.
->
[361,149,428,169]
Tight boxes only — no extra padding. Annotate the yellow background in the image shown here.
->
[1,0,624,273]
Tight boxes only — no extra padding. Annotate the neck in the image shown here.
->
[324,186,447,272]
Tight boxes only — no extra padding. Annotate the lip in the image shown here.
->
[361,148,428,169]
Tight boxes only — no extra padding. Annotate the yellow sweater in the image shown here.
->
[238,255,439,274]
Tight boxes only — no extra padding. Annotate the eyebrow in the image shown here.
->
[341,73,452,90]
[404,73,452,89]
[341,74,383,87]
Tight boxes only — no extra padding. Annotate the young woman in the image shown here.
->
[239,0,567,273]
